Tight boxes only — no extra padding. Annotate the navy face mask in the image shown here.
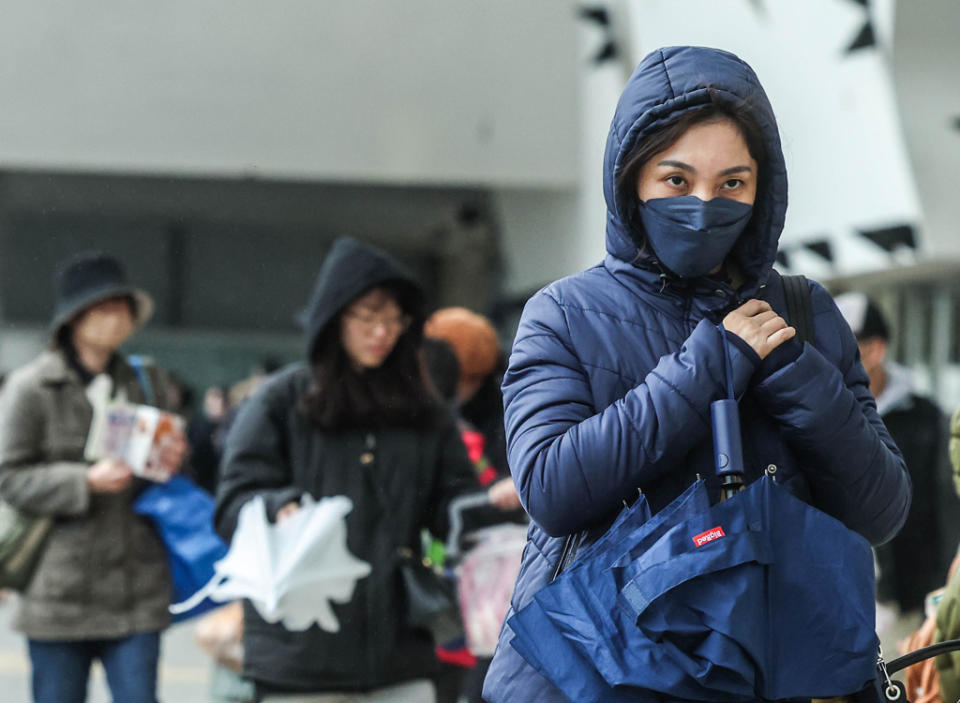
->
[637,196,754,279]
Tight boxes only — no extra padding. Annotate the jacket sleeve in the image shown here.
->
[750,281,910,545]
[503,290,758,537]
[0,371,90,517]
[214,385,301,540]
[424,421,484,542]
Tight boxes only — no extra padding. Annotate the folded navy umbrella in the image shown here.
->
[533,480,709,645]
[512,480,763,702]
[511,476,877,701]
[508,325,880,702]
[505,481,661,703]
[509,599,648,703]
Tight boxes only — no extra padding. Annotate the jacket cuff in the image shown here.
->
[71,465,91,516]
[263,487,304,522]
[724,331,762,368]
[57,463,92,517]
[753,338,803,383]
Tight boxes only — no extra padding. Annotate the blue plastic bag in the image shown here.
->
[134,475,228,622]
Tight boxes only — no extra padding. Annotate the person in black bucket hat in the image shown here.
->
[0,251,187,703]
[50,251,155,337]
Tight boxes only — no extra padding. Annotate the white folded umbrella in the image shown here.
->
[172,494,371,632]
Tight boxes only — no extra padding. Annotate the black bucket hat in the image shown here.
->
[50,251,155,334]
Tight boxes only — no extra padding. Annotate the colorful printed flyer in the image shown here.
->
[85,403,184,482]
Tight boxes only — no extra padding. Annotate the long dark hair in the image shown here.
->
[615,89,767,228]
[300,283,447,432]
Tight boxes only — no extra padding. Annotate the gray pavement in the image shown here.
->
[0,593,214,702]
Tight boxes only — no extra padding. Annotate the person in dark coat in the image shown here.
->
[0,251,188,703]
[422,313,526,703]
[483,46,911,702]
[214,237,481,702]
[835,292,957,614]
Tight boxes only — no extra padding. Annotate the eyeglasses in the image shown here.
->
[344,309,411,334]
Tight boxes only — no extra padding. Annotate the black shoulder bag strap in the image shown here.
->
[780,274,813,345]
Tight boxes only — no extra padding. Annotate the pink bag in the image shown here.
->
[455,524,527,656]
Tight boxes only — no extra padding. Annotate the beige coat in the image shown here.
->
[0,349,172,640]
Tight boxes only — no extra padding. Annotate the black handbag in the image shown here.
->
[397,547,464,644]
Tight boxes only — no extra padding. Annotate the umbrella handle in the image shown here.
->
[713,325,745,495]
[712,399,744,482]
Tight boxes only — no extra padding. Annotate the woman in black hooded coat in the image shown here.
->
[214,237,481,702]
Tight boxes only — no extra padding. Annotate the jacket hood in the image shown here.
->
[299,237,424,358]
[604,46,788,297]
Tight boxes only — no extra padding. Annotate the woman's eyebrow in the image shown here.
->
[717,165,753,176]
[656,161,753,176]
[657,160,694,172]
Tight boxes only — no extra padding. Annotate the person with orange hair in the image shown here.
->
[424,308,520,511]
[424,307,524,703]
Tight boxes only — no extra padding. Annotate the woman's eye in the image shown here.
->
[722,179,743,190]
[666,175,686,187]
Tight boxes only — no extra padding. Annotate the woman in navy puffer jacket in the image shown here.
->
[483,46,910,702]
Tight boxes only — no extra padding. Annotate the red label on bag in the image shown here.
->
[692,526,726,547]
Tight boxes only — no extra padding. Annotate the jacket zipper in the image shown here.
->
[552,535,575,581]
[552,531,586,581]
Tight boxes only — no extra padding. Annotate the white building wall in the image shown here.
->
[494,188,582,298]
[891,0,960,258]
[0,1,579,187]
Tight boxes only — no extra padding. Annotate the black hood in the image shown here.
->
[299,237,424,359]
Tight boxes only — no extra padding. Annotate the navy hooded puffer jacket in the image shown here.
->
[483,46,910,703]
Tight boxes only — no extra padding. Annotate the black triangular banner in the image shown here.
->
[804,240,834,262]
[578,6,610,27]
[593,40,618,64]
[859,225,916,252]
[577,6,617,64]
[846,21,876,52]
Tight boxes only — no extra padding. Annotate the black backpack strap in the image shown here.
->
[781,274,813,345]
